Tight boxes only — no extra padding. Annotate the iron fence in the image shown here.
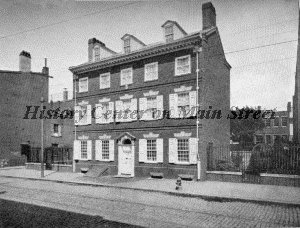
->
[27,147,72,165]
[207,144,300,175]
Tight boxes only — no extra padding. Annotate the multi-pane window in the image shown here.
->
[165,25,174,42]
[94,46,100,61]
[122,100,131,118]
[120,68,133,86]
[175,55,191,76]
[53,124,59,134]
[144,62,158,81]
[281,117,288,127]
[81,141,88,159]
[177,139,189,162]
[147,97,157,119]
[265,118,271,127]
[178,93,189,118]
[79,77,88,93]
[102,140,110,160]
[102,103,110,122]
[274,117,280,127]
[255,135,264,144]
[274,135,281,143]
[147,139,157,161]
[100,73,110,89]
[124,38,130,53]
[266,135,272,144]
[79,105,87,124]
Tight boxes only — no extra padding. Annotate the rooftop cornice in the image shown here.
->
[69,32,202,75]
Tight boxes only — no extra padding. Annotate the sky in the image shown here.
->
[0,0,298,110]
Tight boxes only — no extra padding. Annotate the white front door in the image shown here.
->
[118,144,134,176]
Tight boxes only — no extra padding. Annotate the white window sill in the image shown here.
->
[144,78,158,82]
[143,160,159,164]
[174,72,191,77]
[172,162,192,165]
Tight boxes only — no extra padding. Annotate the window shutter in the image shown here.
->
[189,91,197,117]
[87,140,92,160]
[75,106,80,125]
[156,95,163,120]
[86,105,92,125]
[189,138,198,164]
[58,125,62,136]
[168,138,178,163]
[115,100,123,122]
[156,138,163,163]
[109,140,114,161]
[139,139,147,162]
[73,140,80,160]
[139,98,147,121]
[108,102,114,123]
[95,104,103,124]
[51,124,54,135]
[95,140,102,161]
[169,94,178,118]
[130,98,137,121]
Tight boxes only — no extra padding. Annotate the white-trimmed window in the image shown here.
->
[124,38,130,54]
[147,139,157,161]
[169,91,197,118]
[52,124,61,137]
[165,25,174,42]
[139,95,163,121]
[177,139,189,162]
[95,102,114,124]
[75,105,92,125]
[73,140,92,160]
[281,117,288,127]
[139,138,163,163]
[100,73,110,89]
[94,46,100,61]
[168,138,197,164]
[274,117,280,127]
[115,98,137,122]
[175,55,191,76]
[144,62,158,81]
[265,118,271,127]
[120,68,133,86]
[79,77,88,93]
[95,139,114,161]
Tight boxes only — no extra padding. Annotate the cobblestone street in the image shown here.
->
[0,177,299,227]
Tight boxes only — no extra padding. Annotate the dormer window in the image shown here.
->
[124,38,130,54]
[165,25,174,42]
[94,46,100,61]
[161,20,187,42]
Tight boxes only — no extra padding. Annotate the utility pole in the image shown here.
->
[40,96,45,178]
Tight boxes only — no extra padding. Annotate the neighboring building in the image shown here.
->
[0,51,50,159]
[254,102,293,145]
[293,5,300,144]
[44,89,74,149]
[69,2,231,178]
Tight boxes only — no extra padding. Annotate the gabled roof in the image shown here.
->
[161,20,187,35]
[121,34,146,46]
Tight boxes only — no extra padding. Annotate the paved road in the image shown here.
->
[0,177,299,227]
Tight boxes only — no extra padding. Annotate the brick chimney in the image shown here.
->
[202,2,216,30]
[63,88,68,101]
[42,58,49,75]
[19,51,31,72]
[88,38,105,62]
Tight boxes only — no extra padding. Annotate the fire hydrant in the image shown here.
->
[175,177,182,190]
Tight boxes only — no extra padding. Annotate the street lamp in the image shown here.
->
[40,96,45,178]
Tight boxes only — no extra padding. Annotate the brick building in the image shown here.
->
[0,51,50,159]
[293,5,300,144]
[254,102,293,145]
[69,2,231,179]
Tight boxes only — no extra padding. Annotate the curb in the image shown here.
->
[1,175,300,207]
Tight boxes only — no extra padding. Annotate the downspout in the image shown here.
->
[73,74,77,173]
[194,44,202,181]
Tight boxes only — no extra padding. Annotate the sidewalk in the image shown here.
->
[1,167,300,206]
